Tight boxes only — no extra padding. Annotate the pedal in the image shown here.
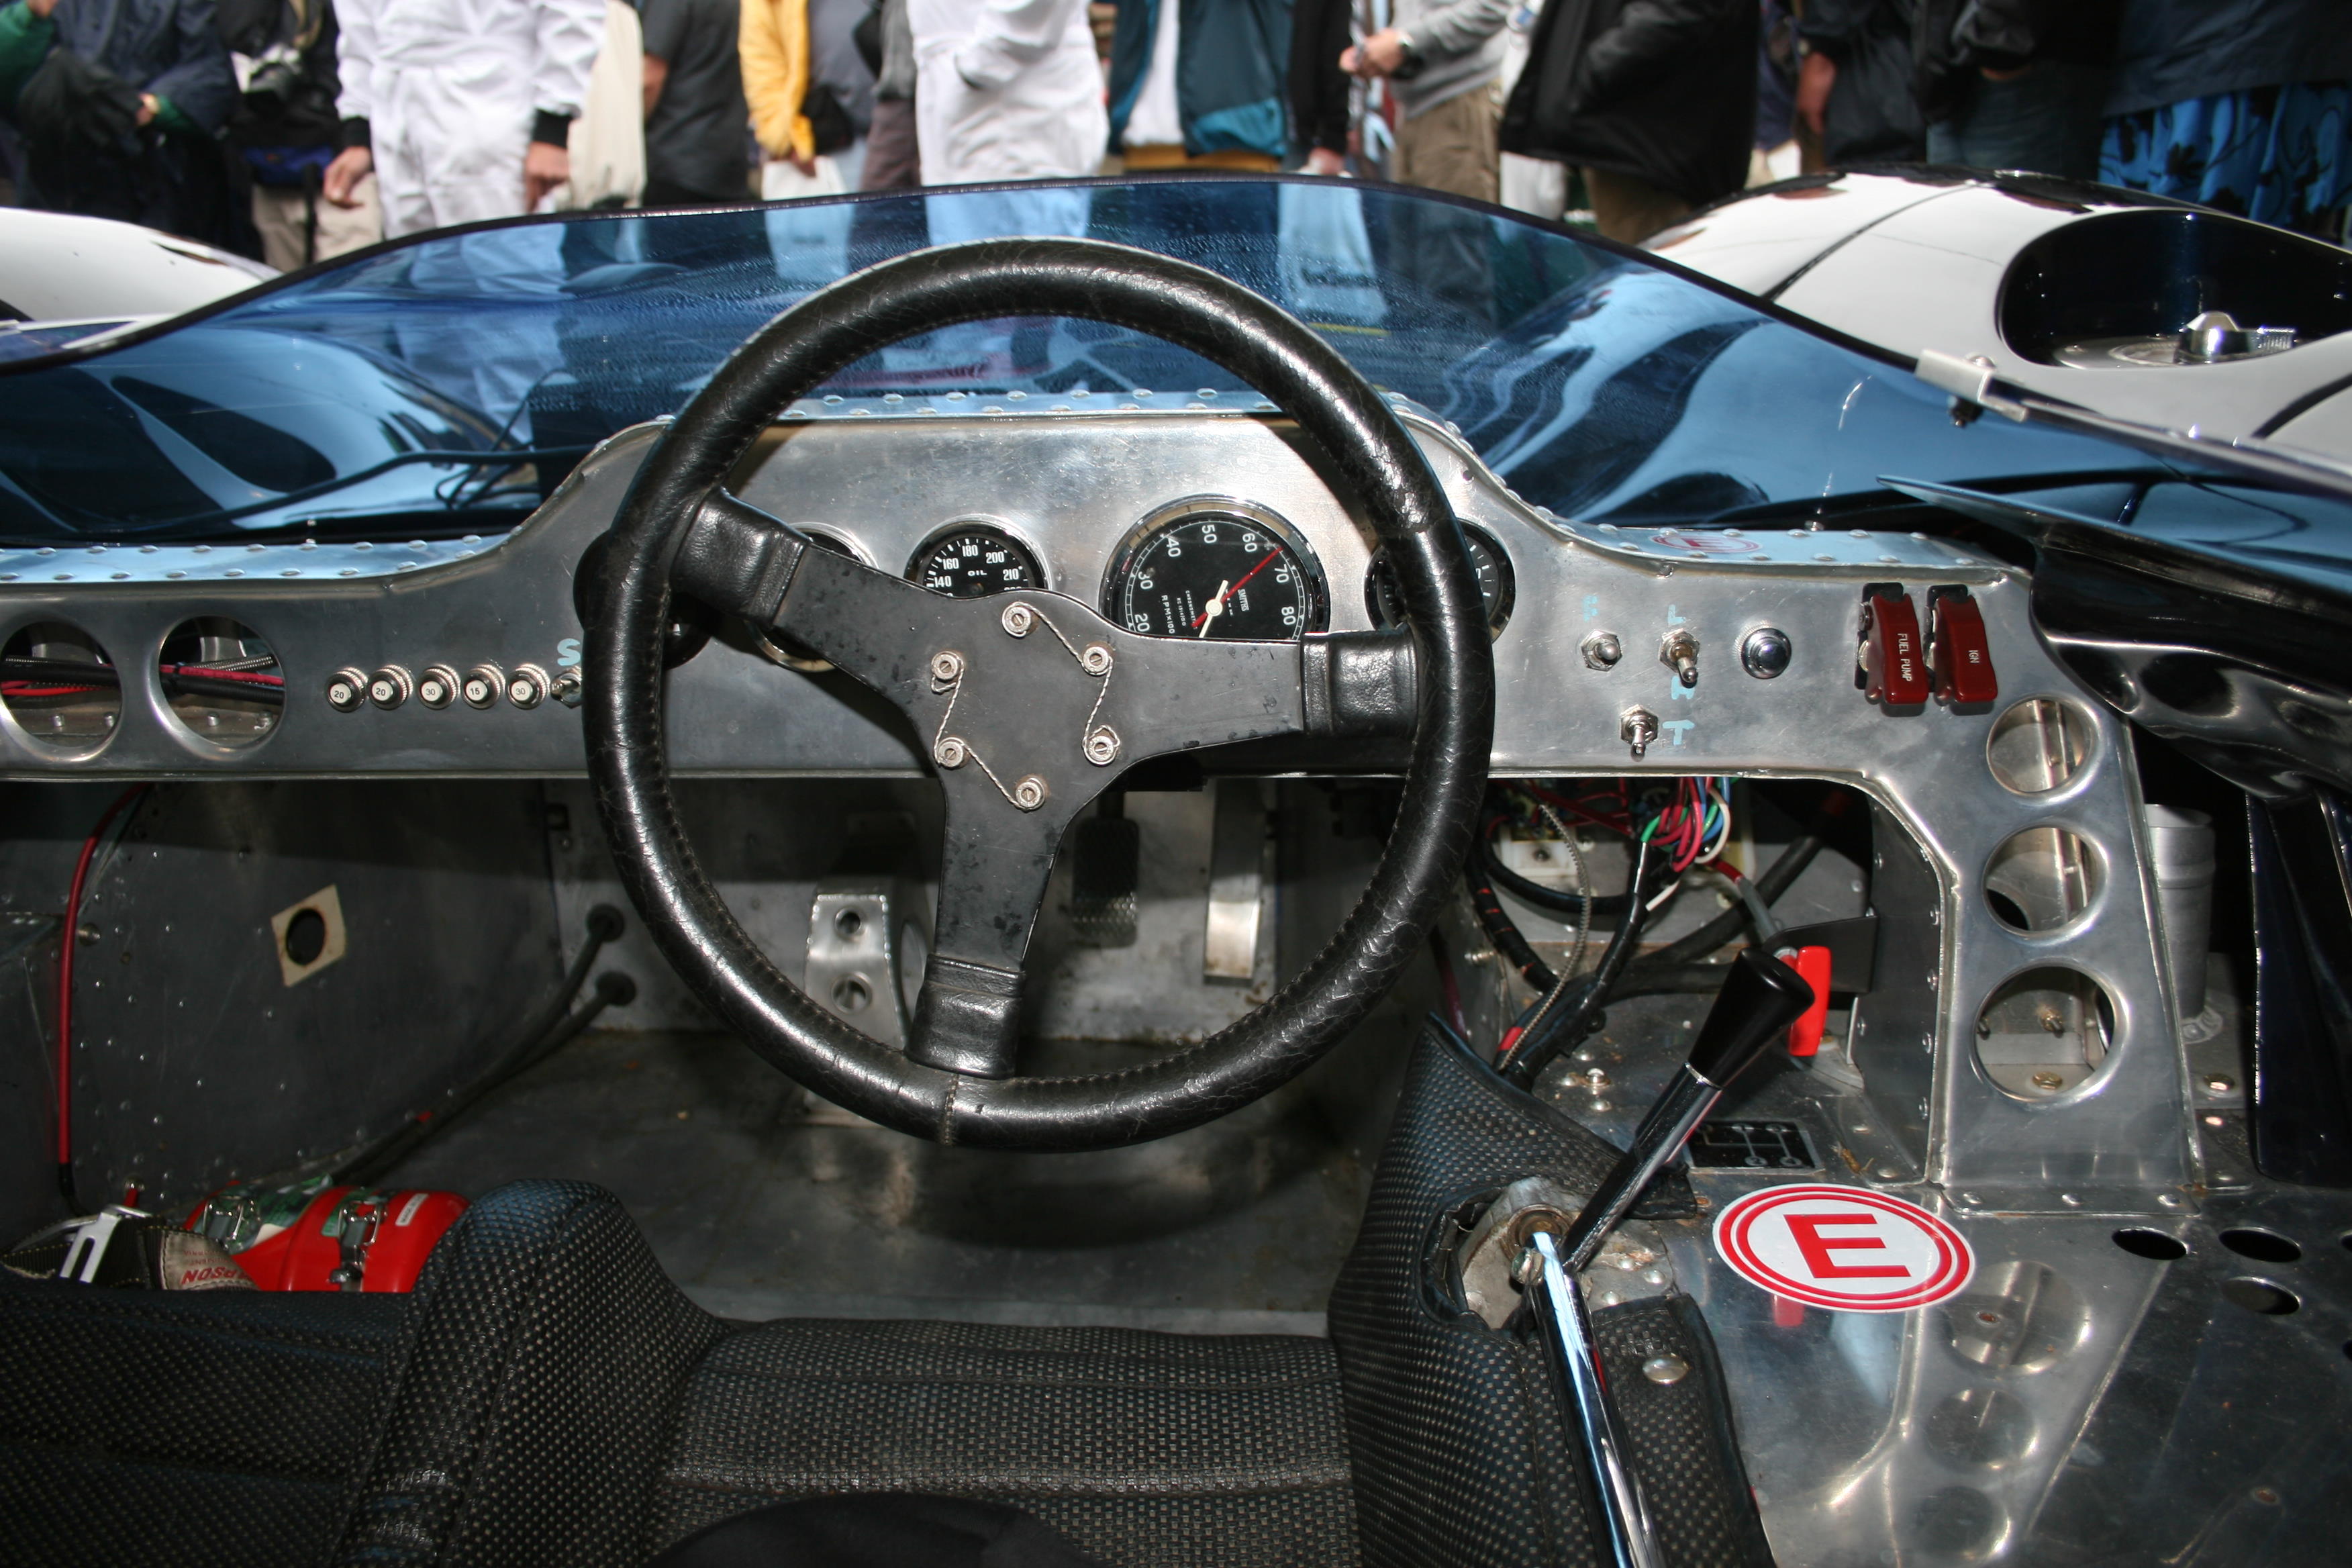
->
[1069,795,1140,948]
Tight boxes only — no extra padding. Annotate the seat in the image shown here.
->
[1,1029,1773,1568]
[1,1181,1357,1568]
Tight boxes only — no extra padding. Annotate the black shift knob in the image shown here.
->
[1684,945,1817,1088]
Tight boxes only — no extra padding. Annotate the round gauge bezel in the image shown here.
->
[1365,522,1515,639]
[903,516,1052,599]
[1099,495,1329,642]
[795,524,874,568]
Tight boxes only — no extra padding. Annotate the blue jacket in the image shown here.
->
[53,0,236,132]
[1107,0,1291,160]
[2106,0,2352,119]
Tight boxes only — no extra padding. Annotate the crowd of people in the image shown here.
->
[0,0,2345,273]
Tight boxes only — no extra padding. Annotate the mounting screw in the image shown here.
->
[930,650,965,685]
[2031,1071,2065,1091]
[933,736,968,769]
[1081,643,1113,676]
[1660,628,1700,688]
[2203,1073,2235,1093]
[1620,707,1659,760]
[1012,775,1048,811]
[1581,631,1622,671]
[1640,1355,1689,1386]
[999,602,1036,637]
[1084,725,1120,766]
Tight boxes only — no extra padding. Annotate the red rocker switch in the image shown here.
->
[1928,587,1998,710]
[1859,586,1928,712]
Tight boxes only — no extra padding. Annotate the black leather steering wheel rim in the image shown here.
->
[587,237,1493,1150]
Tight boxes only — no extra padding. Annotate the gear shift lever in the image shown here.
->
[1553,946,1816,1273]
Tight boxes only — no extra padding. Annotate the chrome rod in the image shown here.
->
[1527,1229,1661,1568]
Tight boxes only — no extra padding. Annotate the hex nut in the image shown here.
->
[1581,631,1623,671]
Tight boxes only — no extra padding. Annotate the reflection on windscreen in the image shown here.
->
[0,178,2310,557]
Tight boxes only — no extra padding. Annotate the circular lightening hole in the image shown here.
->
[1974,966,2116,1098]
[2220,1278,2300,1316]
[2,621,121,750]
[2219,1228,2302,1265]
[2112,1228,2188,1262]
[1984,828,2104,934]
[158,618,282,748]
[1987,697,2094,794]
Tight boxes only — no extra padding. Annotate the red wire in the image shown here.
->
[1519,782,1633,838]
[56,785,148,1203]
[158,663,285,688]
[1,683,102,697]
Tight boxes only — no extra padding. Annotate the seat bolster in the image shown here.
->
[336,1179,727,1568]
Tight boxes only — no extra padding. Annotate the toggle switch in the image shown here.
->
[1858,585,1928,712]
[1928,587,1998,710]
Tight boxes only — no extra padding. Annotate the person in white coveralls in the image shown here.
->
[907,0,1104,250]
[320,0,603,238]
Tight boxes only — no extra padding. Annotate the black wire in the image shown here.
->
[1467,842,1556,993]
[1625,789,1851,973]
[1473,825,1633,919]
[334,907,626,1185]
[1499,833,1661,1087]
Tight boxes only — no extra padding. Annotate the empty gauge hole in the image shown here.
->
[2219,1228,2302,1264]
[1975,967,2115,1098]
[158,618,283,747]
[1987,697,2093,793]
[1984,828,2104,933]
[2,622,121,748]
[2220,1278,2300,1316]
[2113,1228,2188,1262]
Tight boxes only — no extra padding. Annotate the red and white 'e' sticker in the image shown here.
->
[1712,1185,1973,1312]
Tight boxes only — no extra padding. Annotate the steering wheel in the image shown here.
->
[587,238,1493,1151]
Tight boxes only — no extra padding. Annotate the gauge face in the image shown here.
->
[1109,510,1324,641]
[1367,524,1515,637]
[908,524,1044,599]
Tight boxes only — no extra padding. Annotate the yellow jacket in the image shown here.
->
[740,0,814,162]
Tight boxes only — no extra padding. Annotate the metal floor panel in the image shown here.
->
[375,1027,1385,1328]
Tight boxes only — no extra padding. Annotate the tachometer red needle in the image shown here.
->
[1191,551,1280,628]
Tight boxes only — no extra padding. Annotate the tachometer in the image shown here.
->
[1367,524,1515,638]
[1106,504,1324,641]
[908,522,1045,598]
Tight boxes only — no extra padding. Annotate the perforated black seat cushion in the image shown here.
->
[652,1318,1361,1568]
[0,1275,404,1568]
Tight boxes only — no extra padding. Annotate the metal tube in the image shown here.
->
[1527,1230,1661,1568]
